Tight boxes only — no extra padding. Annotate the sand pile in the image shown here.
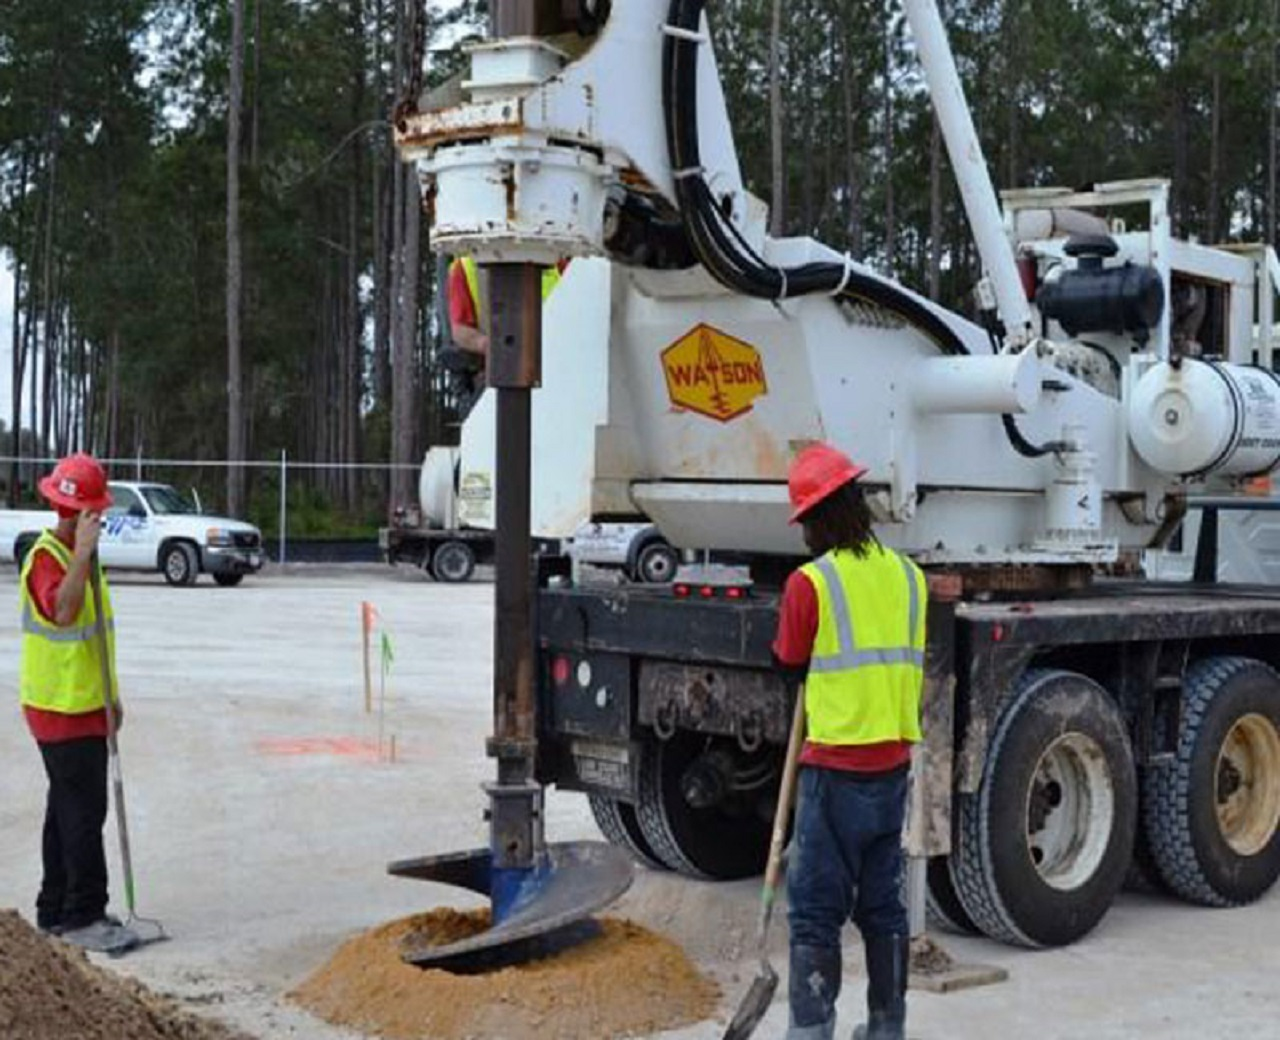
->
[0,909,248,1040]
[291,908,721,1039]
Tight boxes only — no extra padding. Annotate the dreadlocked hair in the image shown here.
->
[800,481,879,558]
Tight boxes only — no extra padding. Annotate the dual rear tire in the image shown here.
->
[934,660,1280,947]
[588,733,773,879]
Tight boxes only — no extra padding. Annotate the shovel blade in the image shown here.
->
[722,962,780,1040]
[388,840,633,971]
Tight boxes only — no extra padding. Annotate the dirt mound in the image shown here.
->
[290,909,721,1039]
[0,909,248,1040]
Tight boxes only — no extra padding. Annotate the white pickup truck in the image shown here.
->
[0,481,264,587]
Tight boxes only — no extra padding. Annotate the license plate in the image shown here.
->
[249,553,261,567]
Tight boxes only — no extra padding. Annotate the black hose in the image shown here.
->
[1002,414,1056,458]
[1079,340,1124,383]
[661,0,969,356]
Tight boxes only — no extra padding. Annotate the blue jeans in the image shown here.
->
[786,765,908,1034]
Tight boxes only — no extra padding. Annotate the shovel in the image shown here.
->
[89,555,168,955]
[722,682,808,1040]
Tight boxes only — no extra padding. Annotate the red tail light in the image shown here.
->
[552,656,571,686]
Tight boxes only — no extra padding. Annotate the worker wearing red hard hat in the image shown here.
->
[773,443,926,1040]
[17,453,137,952]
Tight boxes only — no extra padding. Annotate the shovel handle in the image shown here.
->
[88,555,137,915]
[760,682,807,909]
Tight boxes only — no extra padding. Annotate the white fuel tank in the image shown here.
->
[420,447,461,529]
[1129,360,1280,478]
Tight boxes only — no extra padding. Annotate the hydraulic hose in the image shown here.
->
[661,0,969,356]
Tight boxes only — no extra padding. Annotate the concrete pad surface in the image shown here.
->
[2,566,1278,1038]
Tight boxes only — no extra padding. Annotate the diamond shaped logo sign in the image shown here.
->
[661,324,768,422]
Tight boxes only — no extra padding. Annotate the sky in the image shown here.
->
[0,252,47,440]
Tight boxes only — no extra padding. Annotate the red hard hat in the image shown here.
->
[39,453,113,513]
[788,443,868,523]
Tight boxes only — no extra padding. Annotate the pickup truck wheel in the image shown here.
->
[635,540,678,584]
[949,669,1136,947]
[587,795,669,872]
[162,542,200,587]
[633,733,771,879]
[213,573,245,588]
[1143,656,1280,907]
[430,540,476,583]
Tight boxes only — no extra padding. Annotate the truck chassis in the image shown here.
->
[535,568,1280,947]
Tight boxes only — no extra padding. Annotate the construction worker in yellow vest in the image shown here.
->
[772,443,926,1040]
[18,453,138,953]
[444,256,567,412]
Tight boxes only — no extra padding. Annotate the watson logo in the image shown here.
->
[661,324,768,422]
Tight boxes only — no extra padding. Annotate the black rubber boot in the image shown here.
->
[851,933,908,1040]
[786,943,842,1040]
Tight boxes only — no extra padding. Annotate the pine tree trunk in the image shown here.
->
[227,0,247,514]
[107,328,120,461]
[1208,64,1223,243]
[882,17,895,271]
[251,0,262,168]
[392,172,421,509]
[1271,0,1278,243]
[26,298,37,478]
[38,153,57,462]
[768,0,785,236]
[841,27,862,257]
[8,238,24,505]
[1003,0,1019,187]
[345,0,364,512]
[372,0,391,411]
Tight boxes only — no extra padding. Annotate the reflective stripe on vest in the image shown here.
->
[801,546,926,747]
[18,531,118,715]
[459,258,561,337]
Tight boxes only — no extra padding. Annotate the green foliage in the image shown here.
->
[716,0,1280,304]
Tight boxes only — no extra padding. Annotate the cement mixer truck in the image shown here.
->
[380,446,679,583]
[389,0,1280,959]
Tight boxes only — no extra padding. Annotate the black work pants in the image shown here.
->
[36,737,109,931]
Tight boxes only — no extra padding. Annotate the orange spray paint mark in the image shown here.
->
[254,737,385,759]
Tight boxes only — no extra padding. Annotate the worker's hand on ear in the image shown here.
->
[73,510,102,561]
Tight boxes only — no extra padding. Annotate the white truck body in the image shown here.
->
[0,481,264,586]
[382,446,678,584]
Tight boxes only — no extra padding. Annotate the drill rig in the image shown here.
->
[392,0,1280,958]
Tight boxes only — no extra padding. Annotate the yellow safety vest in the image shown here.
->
[19,531,118,715]
[800,545,926,747]
[458,257,562,336]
